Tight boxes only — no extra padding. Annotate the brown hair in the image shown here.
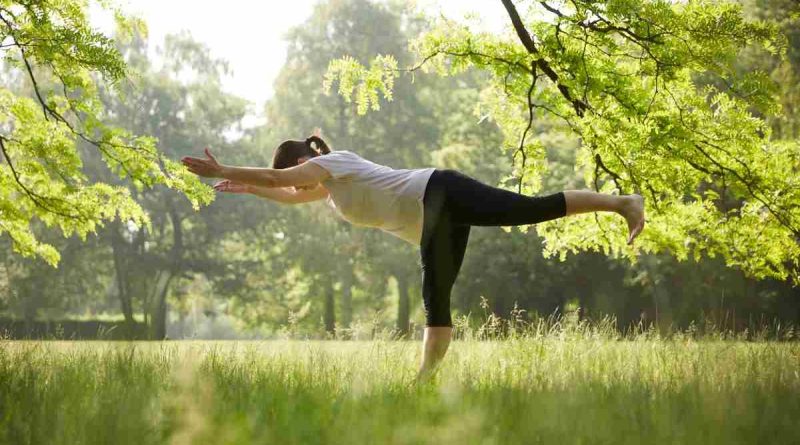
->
[271,136,331,169]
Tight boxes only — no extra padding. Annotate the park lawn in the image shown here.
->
[0,336,798,445]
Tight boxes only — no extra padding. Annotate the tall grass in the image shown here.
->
[1,318,798,444]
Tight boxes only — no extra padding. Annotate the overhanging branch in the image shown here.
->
[403,49,534,75]
[0,135,86,220]
[594,153,625,194]
[515,61,538,194]
[500,0,589,117]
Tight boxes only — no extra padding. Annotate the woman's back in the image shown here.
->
[307,150,434,244]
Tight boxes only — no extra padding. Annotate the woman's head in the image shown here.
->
[271,136,331,170]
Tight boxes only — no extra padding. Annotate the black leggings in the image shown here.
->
[419,169,567,327]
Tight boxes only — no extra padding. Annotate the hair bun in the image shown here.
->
[303,135,330,155]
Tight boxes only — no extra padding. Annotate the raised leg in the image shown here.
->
[430,170,645,245]
[563,190,646,244]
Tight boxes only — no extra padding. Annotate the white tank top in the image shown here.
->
[307,150,435,245]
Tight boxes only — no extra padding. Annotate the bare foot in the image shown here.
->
[621,194,645,245]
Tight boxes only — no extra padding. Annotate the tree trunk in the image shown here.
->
[22,283,35,335]
[324,279,336,335]
[396,273,410,337]
[150,205,183,340]
[109,222,137,338]
[150,272,173,340]
[149,203,183,340]
[341,262,353,329]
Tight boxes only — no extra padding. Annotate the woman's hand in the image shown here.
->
[213,180,250,194]
[181,148,224,178]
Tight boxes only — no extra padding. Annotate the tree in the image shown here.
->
[0,1,211,266]
[742,0,800,139]
[90,31,247,338]
[325,0,800,284]
[0,231,113,324]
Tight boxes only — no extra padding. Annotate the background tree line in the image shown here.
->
[0,0,797,339]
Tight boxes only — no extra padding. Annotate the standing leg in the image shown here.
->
[417,210,471,381]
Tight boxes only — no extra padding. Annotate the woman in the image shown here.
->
[181,132,645,379]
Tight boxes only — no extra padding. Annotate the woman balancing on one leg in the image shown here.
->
[181,131,645,380]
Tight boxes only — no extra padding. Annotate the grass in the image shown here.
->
[1,323,799,444]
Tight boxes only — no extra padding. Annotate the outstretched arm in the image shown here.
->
[214,180,329,204]
[181,148,330,188]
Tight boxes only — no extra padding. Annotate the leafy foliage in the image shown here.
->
[324,54,398,115]
[0,1,212,266]
[324,0,800,283]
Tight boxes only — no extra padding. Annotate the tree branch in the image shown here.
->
[594,153,625,194]
[502,0,540,54]
[0,135,85,220]
[1,9,160,170]
[692,142,799,237]
[500,0,589,117]
[515,61,538,194]
[404,49,534,75]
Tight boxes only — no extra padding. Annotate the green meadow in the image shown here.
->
[2,327,798,445]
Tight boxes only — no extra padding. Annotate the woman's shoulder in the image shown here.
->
[309,149,358,162]
[324,150,369,163]
[328,149,357,157]
[307,149,367,180]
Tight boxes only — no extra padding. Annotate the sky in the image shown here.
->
[91,1,511,127]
